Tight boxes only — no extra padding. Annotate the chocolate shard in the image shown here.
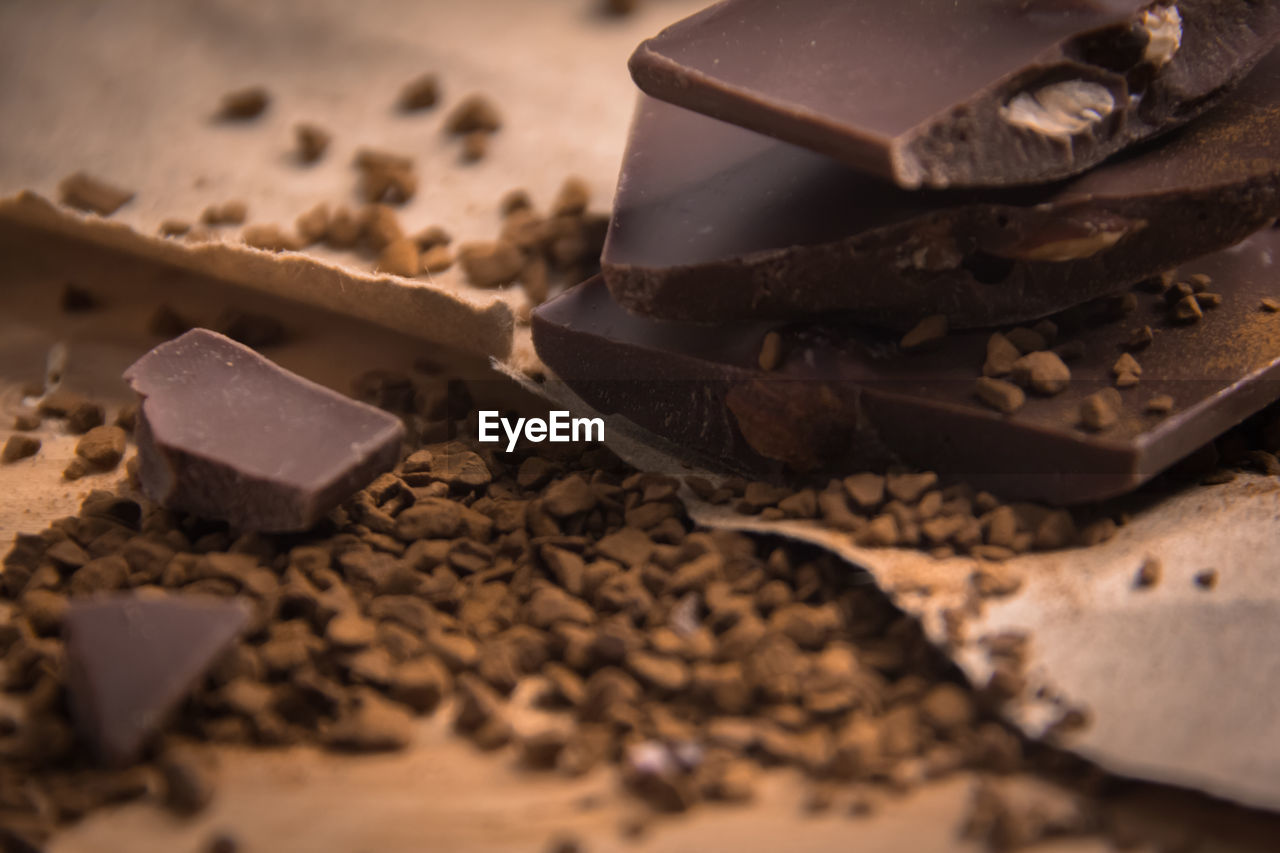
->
[604,49,1280,329]
[124,329,405,532]
[537,226,1280,505]
[64,594,248,765]
[629,0,1280,189]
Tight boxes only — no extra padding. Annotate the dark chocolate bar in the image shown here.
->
[538,227,1280,505]
[125,329,405,532]
[604,49,1280,329]
[65,595,248,764]
[629,0,1280,188]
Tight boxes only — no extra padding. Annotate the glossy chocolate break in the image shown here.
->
[125,329,405,532]
[538,227,1280,505]
[629,0,1280,189]
[604,49,1280,330]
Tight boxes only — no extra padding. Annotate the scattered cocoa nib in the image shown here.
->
[159,219,192,237]
[758,332,783,371]
[376,238,421,277]
[58,172,134,216]
[602,0,639,15]
[397,74,441,112]
[982,332,1021,377]
[900,314,948,351]
[148,304,194,339]
[1079,389,1122,432]
[355,149,418,204]
[13,410,42,431]
[445,94,503,134]
[75,425,127,470]
[1004,327,1048,354]
[974,377,1025,414]
[458,240,524,287]
[1261,297,1280,313]
[1194,569,1219,589]
[217,86,270,120]
[242,224,304,253]
[2,434,41,463]
[202,201,248,226]
[295,203,330,245]
[413,225,452,250]
[295,123,332,163]
[1144,395,1175,415]
[422,245,454,274]
[1010,351,1070,396]
[1134,557,1162,589]
[1172,294,1203,324]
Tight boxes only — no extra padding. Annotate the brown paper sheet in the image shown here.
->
[501,364,1280,813]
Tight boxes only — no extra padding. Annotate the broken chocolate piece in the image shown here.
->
[603,55,1280,328]
[124,329,405,531]
[628,0,1280,188]
[534,226,1280,504]
[64,594,248,764]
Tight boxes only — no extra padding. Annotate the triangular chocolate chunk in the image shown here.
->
[64,595,248,765]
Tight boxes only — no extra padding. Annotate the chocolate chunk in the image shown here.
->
[58,172,134,216]
[64,595,248,764]
[124,329,404,532]
[602,50,1280,328]
[629,0,1280,188]
[534,225,1280,504]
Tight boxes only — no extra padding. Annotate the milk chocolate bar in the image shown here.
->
[629,0,1280,188]
[604,48,1280,329]
[125,329,405,532]
[537,227,1280,505]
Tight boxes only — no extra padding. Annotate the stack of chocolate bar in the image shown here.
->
[534,0,1280,503]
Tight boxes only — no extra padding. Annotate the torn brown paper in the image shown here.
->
[502,361,1280,814]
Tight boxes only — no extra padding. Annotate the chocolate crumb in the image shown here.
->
[2,434,41,463]
[1134,557,1162,589]
[376,238,422,277]
[758,332,783,371]
[1189,273,1212,291]
[160,749,215,815]
[75,425,127,470]
[900,314,947,350]
[1112,353,1142,388]
[413,225,452,249]
[422,245,454,274]
[974,377,1025,415]
[458,240,524,287]
[242,224,303,253]
[445,95,503,134]
[1144,395,1174,415]
[63,456,91,481]
[397,74,441,111]
[1194,569,1218,589]
[461,131,489,163]
[1172,294,1203,324]
[1261,298,1280,313]
[215,310,288,349]
[1079,389,1121,431]
[13,410,41,431]
[217,86,269,120]
[65,400,106,434]
[602,0,639,15]
[295,123,331,163]
[552,177,591,218]
[202,201,248,226]
[355,149,418,204]
[982,332,1020,377]
[159,219,192,237]
[500,189,533,215]
[58,172,134,216]
[1005,327,1047,354]
[1010,351,1070,396]
[1125,326,1153,351]
[296,203,330,245]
